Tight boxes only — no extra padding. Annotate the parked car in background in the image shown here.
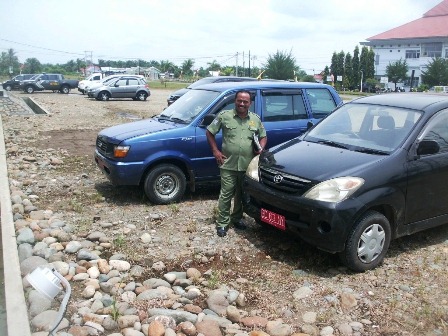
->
[88,76,150,101]
[78,72,107,94]
[95,81,342,204]
[244,93,448,272]
[167,76,258,106]
[85,74,125,96]
[2,74,36,91]
[19,73,79,94]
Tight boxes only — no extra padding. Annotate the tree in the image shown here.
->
[159,60,176,73]
[301,74,316,82]
[181,59,195,77]
[352,46,360,89]
[421,58,448,87]
[23,58,42,74]
[343,53,353,90]
[330,51,345,90]
[264,50,298,80]
[207,60,221,72]
[0,48,20,76]
[366,48,375,79]
[386,58,408,91]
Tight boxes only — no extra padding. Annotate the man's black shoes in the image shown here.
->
[233,220,247,230]
[216,226,228,237]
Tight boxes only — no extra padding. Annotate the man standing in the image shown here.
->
[206,90,267,237]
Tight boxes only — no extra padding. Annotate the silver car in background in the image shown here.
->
[88,76,150,101]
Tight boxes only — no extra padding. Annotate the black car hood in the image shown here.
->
[170,88,189,97]
[262,140,388,182]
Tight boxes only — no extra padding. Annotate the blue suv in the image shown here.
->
[94,81,342,204]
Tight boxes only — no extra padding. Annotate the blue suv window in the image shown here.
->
[306,88,338,118]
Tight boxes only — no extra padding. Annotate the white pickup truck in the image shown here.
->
[78,73,106,94]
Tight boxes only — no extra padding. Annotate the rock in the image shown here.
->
[195,319,223,336]
[118,315,140,329]
[226,305,241,323]
[147,308,198,324]
[320,326,334,336]
[178,321,196,336]
[28,290,52,317]
[293,286,313,300]
[240,316,268,328]
[31,310,69,332]
[109,259,131,271]
[206,291,229,315]
[266,319,292,336]
[340,292,357,312]
[20,256,48,276]
[302,311,317,324]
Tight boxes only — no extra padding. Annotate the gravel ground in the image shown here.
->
[2,88,448,335]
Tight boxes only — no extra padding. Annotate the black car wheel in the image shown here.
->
[4,84,12,91]
[60,85,70,94]
[25,86,34,94]
[97,91,110,101]
[339,211,391,272]
[136,91,148,101]
[144,164,186,204]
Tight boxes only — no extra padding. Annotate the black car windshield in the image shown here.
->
[159,89,220,123]
[304,103,423,153]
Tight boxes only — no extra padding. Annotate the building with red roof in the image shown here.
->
[361,0,448,88]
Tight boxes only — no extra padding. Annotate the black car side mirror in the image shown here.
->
[417,139,440,155]
[201,114,215,127]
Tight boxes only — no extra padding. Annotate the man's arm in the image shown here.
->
[206,130,227,166]
[255,136,267,155]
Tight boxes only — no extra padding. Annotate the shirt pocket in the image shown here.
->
[224,120,239,138]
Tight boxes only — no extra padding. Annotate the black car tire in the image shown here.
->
[25,86,34,94]
[98,91,110,101]
[339,211,391,272]
[4,84,12,91]
[136,91,148,101]
[144,164,186,205]
[60,85,70,94]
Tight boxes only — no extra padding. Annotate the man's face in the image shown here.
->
[235,92,251,115]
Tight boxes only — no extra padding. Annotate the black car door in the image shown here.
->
[405,109,448,224]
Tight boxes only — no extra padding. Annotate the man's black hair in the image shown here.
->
[235,90,253,101]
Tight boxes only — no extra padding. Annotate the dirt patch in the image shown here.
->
[37,129,100,156]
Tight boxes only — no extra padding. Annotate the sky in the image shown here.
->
[0,0,443,74]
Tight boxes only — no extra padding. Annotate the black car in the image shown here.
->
[2,74,36,91]
[167,76,257,105]
[244,93,448,272]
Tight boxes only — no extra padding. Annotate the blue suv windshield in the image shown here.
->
[159,89,220,123]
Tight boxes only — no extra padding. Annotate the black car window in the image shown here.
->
[306,88,338,118]
[421,109,448,153]
[262,91,307,121]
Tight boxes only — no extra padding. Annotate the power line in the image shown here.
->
[0,38,85,57]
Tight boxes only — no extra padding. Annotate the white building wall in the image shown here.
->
[364,39,448,87]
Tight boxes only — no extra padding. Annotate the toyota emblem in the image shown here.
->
[273,175,283,183]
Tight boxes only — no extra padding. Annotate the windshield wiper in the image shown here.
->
[158,114,171,121]
[354,148,388,155]
[169,117,188,124]
[316,140,349,149]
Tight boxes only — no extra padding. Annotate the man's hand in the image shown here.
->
[213,149,227,166]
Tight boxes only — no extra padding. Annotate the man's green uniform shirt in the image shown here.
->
[207,109,266,171]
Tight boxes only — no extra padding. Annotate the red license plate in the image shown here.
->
[261,208,286,230]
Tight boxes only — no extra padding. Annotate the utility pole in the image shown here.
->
[235,52,238,76]
[360,70,364,92]
[248,50,251,77]
[242,51,245,77]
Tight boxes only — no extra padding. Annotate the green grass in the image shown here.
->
[148,80,189,90]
